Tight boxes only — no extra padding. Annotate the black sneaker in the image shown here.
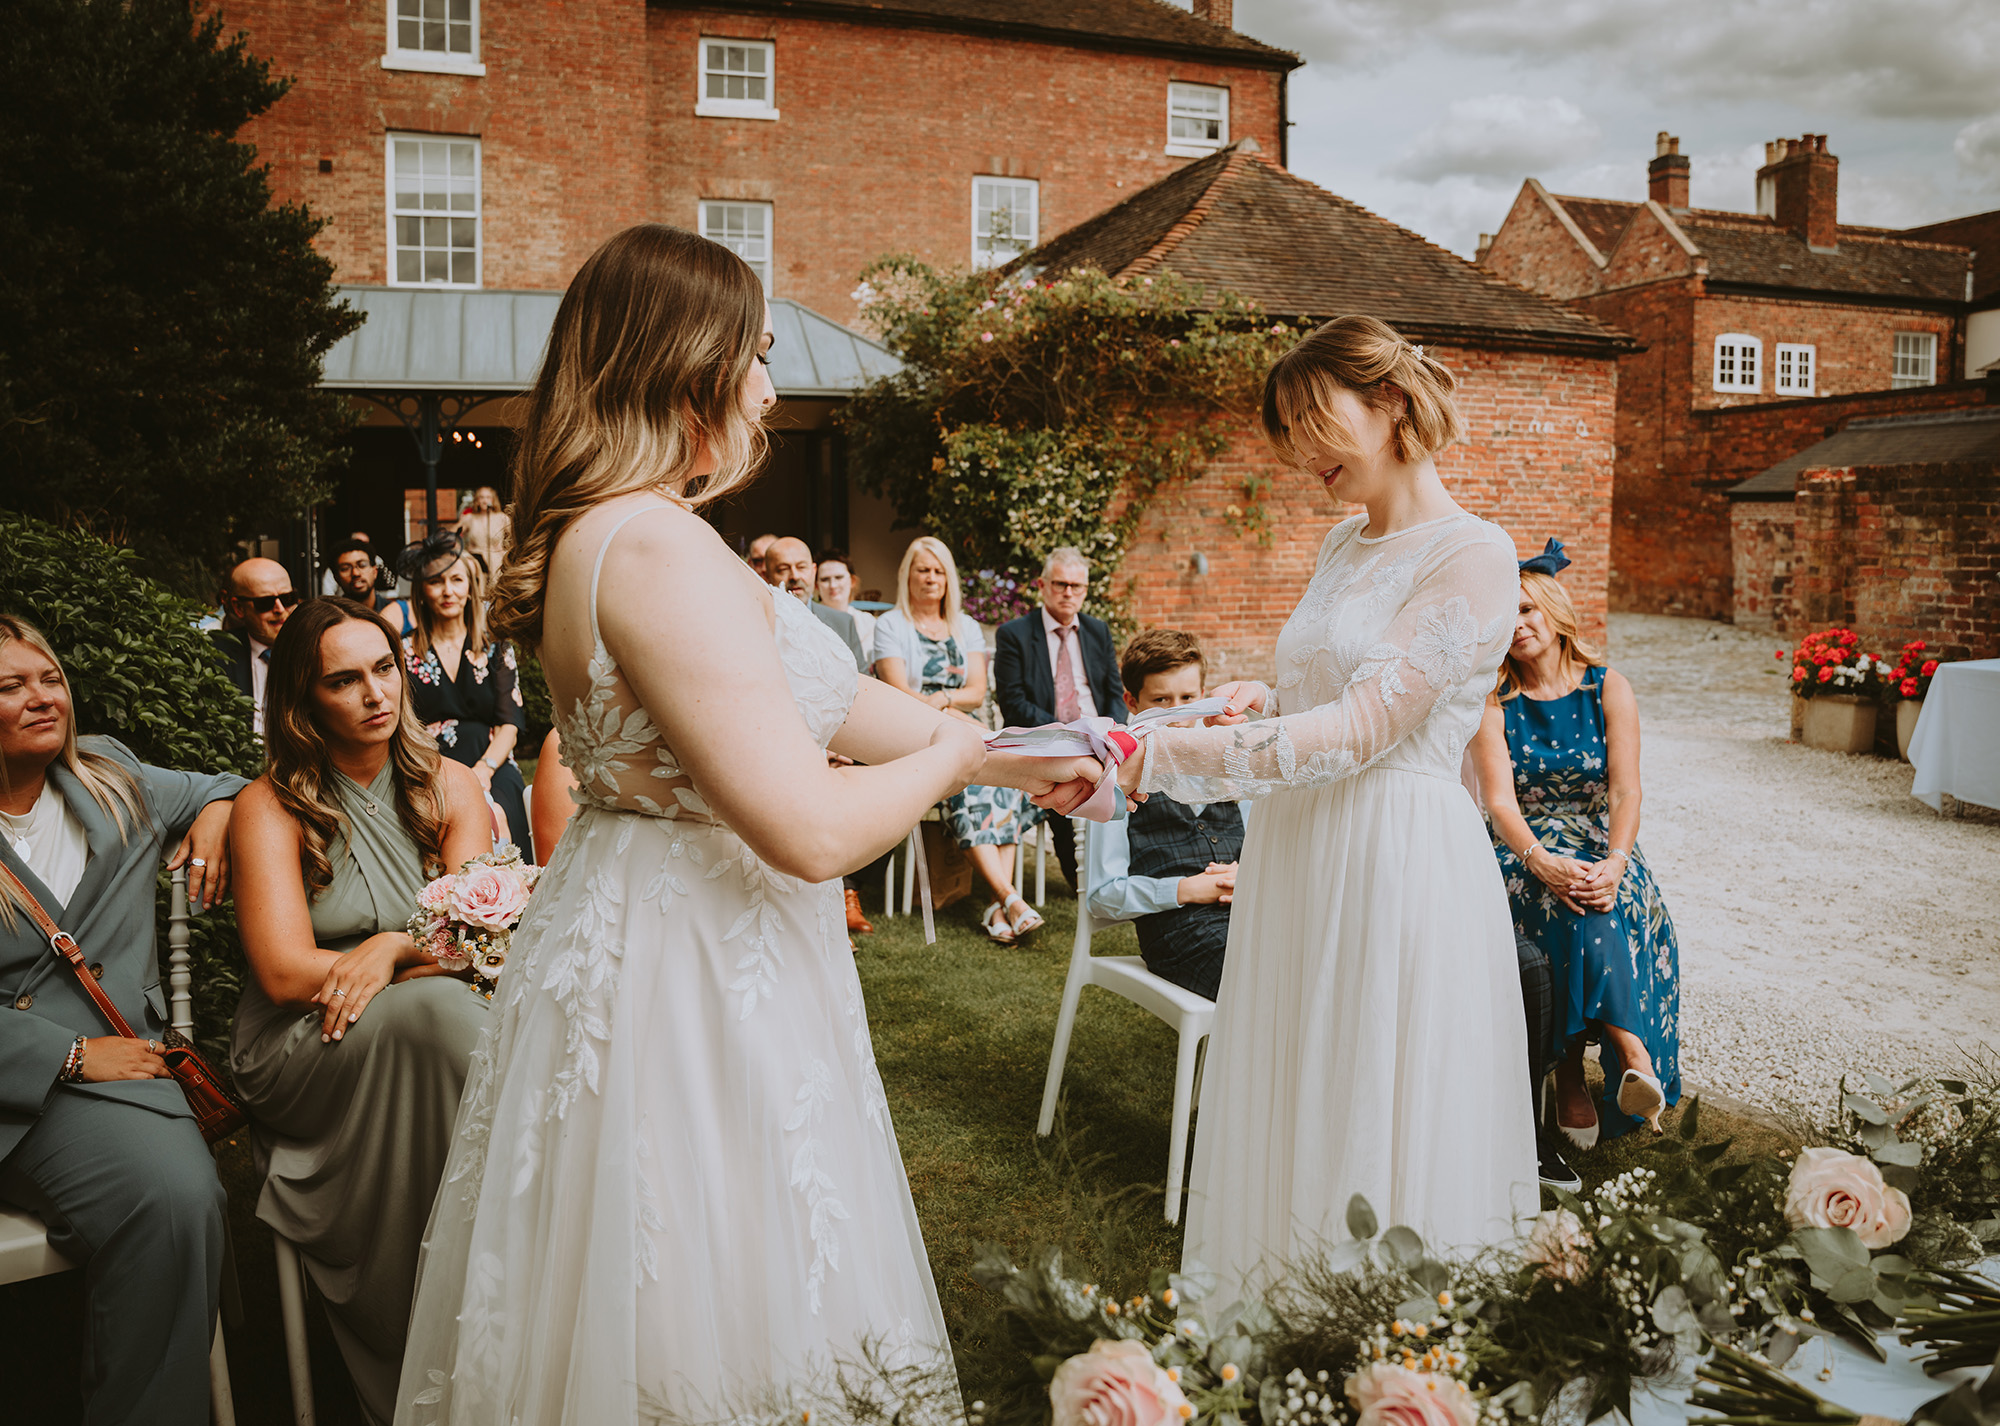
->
[1537,1127,1582,1192]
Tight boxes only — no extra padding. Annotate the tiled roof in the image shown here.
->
[1025,144,1633,353]
[1729,408,2000,496]
[1551,197,1638,255]
[685,0,1299,66]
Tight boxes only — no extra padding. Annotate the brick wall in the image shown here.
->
[1789,461,2000,661]
[1108,344,1619,682]
[221,0,653,289]
[650,7,1286,322]
[1730,503,1793,631]
[1481,185,1610,301]
[1691,294,1960,408]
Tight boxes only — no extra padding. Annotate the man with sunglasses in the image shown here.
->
[208,557,301,738]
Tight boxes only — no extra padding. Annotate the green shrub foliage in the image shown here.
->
[0,0,360,595]
[0,512,261,1061]
[838,261,1287,625]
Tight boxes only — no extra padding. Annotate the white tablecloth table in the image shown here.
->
[1908,658,2000,812]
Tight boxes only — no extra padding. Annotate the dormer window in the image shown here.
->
[1166,83,1229,157]
[697,39,779,120]
[382,0,484,76]
[1713,333,1762,392]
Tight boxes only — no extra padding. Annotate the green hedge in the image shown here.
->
[0,512,259,1061]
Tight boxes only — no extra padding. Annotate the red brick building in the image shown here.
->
[1022,141,1635,680]
[209,0,1298,576]
[1481,133,1984,619]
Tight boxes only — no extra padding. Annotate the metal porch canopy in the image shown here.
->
[319,285,901,528]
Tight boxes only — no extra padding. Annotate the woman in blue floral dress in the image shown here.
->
[874,536,1043,943]
[1471,542,1680,1144]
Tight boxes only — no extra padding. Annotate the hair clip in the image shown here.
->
[1409,344,1425,360]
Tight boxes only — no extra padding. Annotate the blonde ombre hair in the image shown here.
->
[1497,569,1604,701]
[1261,314,1465,468]
[492,224,771,648]
[410,545,491,661]
[0,616,147,929]
[894,536,964,629]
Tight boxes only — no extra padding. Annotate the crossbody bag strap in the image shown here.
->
[0,861,142,1039]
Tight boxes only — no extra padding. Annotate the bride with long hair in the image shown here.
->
[396,225,1097,1423]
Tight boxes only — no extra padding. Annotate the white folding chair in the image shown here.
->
[0,868,238,1425]
[1012,816,1053,907]
[1036,825,1216,1224]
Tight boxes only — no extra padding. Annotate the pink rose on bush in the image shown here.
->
[1783,1146,1912,1248]
[1345,1362,1477,1426]
[1521,1207,1591,1282]
[449,864,530,929]
[1049,1339,1189,1426]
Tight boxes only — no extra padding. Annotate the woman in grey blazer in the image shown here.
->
[0,614,246,1426]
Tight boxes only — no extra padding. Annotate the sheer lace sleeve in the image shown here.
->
[1139,526,1518,802]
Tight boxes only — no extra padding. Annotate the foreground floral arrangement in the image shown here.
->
[408,844,539,990]
[954,1069,2000,1426]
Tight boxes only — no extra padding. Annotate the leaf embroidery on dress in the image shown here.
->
[784,1059,852,1315]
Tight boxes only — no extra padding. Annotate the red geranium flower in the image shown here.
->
[1902,678,1920,696]
[1817,667,1834,683]
[1792,668,1808,682]
[1921,660,1938,676]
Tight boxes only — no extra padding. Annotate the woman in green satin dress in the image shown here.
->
[229,599,493,1425]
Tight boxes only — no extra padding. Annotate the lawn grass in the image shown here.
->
[0,873,1801,1421]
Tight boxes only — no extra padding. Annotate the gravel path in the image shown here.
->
[1610,614,2000,1118]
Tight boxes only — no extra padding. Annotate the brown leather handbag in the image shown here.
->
[0,863,247,1144]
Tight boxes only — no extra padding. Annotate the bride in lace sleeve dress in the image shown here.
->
[1118,317,1538,1305]
[394,227,1099,1426]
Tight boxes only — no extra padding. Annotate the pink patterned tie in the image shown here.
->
[1054,624,1081,723]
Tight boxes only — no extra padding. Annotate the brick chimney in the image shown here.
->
[1191,0,1233,26]
[1757,134,1839,250]
[1647,132,1689,208]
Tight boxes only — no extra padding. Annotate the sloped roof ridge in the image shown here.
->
[1123,141,1261,278]
[1848,407,2000,430]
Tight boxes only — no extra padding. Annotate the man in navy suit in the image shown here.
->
[993,546,1124,891]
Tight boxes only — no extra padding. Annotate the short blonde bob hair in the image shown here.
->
[493,224,770,648]
[894,535,964,629]
[1261,314,1464,469]
[1497,569,1604,701]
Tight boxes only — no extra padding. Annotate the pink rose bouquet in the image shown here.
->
[1782,1146,1912,1248]
[1345,1362,1477,1426]
[1049,1339,1191,1426]
[407,843,540,991]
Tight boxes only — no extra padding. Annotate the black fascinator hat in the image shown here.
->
[1519,537,1571,578]
[395,529,467,584]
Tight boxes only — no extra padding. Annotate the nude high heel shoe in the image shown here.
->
[1546,1076,1598,1151]
[1618,1068,1667,1134]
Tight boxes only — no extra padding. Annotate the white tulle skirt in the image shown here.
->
[395,805,954,1425]
[1181,765,1538,1304]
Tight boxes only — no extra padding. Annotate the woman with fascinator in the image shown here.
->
[1469,538,1682,1145]
[397,531,534,859]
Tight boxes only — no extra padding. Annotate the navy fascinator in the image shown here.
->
[1519,538,1571,578]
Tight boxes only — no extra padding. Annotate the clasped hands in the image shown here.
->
[1527,846,1622,915]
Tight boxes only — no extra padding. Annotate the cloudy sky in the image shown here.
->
[1219,0,2000,257]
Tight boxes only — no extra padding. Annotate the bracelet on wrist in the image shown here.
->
[61,1035,85,1083]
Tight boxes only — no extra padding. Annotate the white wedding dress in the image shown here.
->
[1139,511,1538,1304]
[396,507,954,1424]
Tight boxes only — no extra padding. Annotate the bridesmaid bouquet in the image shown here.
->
[408,845,540,990]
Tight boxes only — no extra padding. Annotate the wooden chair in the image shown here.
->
[0,868,238,1425]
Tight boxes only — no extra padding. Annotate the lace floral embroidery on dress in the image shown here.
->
[785,1059,851,1315]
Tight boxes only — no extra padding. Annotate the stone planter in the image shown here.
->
[1789,695,1805,742]
[1896,697,1924,762]
[1800,695,1879,755]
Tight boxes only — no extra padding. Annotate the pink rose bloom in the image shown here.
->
[418,876,456,914]
[1522,1207,1591,1282]
[1049,1340,1188,1426]
[450,864,530,929]
[1346,1363,1477,1426]
[1784,1146,1912,1248]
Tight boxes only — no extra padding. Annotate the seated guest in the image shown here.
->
[328,538,414,637]
[1471,539,1681,1145]
[875,536,1042,943]
[745,531,778,579]
[527,726,577,860]
[1084,630,1239,1000]
[763,537,869,673]
[994,546,1124,891]
[321,530,371,595]
[814,549,875,662]
[229,599,491,1426]
[396,532,533,860]
[209,555,301,738]
[0,614,244,1426]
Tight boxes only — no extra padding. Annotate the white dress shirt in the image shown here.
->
[0,781,89,906]
[249,638,272,738]
[1041,608,1096,720]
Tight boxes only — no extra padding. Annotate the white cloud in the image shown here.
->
[1956,115,2000,193]
[1388,95,1600,184]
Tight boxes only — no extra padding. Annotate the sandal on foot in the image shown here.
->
[980,902,1017,944]
[1004,893,1044,939]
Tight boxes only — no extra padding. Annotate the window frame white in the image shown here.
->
[385,133,483,290]
[1165,81,1230,157]
[1892,331,1938,388]
[1774,342,1816,396]
[971,176,1039,270]
[696,37,779,121]
[1712,332,1762,393]
[381,0,485,76]
[699,199,774,290]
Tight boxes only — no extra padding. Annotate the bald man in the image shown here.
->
[208,557,300,738]
[764,538,868,674]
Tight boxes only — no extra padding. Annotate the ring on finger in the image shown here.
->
[332,987,348,998]
[189,857,207,868]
